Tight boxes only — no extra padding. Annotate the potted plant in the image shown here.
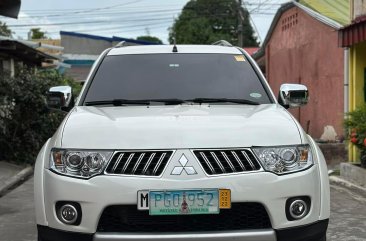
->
[344,106,366,168]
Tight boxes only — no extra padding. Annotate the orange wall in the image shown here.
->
[266,7,344,139]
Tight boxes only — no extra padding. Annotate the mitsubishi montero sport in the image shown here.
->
[35,43,330,241]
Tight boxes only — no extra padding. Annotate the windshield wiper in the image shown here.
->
[85,98,187,106]
[187,98,260,105]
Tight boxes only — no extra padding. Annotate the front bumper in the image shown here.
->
[41,164,323,233]
[37,219,328,241]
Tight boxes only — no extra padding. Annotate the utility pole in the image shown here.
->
[238,0,244,47]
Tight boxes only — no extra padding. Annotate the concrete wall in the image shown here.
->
[64,66,92,82]
[318,143,347,169]
[265,6,344,139]
[61,34,111,55]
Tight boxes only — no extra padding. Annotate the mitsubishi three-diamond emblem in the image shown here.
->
[171,154,197,175]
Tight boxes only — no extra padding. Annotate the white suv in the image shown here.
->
[35,43,330,241]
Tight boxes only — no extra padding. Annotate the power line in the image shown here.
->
[20,3,183,12]
[13,21,170,34]
[7,0,283,40]
[18,8,182,19]
[21,0,144,18]
[7,16,175,28]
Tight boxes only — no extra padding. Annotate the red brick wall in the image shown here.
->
[266,6,344,139]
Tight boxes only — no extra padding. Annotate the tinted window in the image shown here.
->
[84,54,271,104]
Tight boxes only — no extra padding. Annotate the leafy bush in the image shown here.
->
[0,67,79,164]
[344,106,366,151]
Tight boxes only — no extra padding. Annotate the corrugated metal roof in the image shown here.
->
[299,0,350,26]
[60,31,160,45]
[0,36,60,60]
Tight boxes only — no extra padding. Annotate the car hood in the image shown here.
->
[59,104,303,149]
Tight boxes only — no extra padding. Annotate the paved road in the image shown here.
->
[0,178,365,241]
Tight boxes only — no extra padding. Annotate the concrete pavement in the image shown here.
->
[328,184,366,240]
[0,178,36,241]
[0,177,365,241]
[0,161,22,189]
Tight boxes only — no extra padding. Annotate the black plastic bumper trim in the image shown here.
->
[38,219,328,241]
[276,219,329,241]
[37,225,93,241]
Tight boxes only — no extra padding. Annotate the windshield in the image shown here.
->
[83,53,272,105]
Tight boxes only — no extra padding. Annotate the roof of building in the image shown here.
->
[339,17,366,47]
[60,31,160,45]
[299,0,350,26]
[242,47,259,56]
[108,45,243,56]
[253,0,350,60]
[0,36,59,65]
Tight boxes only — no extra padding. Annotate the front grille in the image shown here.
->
[193,149,261,175]
[97,203,271,233]
[105,151,173,176]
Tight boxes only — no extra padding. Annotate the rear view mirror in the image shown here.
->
[278,84,308,108]
[47,86,74,111]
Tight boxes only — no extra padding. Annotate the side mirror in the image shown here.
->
[47,86,74,111]
[278,84,308,108]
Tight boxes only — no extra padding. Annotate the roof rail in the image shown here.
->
[114,41,127,48]
[212,40,233,47]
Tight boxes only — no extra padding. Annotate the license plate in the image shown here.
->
[137,189,231,215]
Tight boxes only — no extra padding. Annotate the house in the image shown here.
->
[242,47,259,56]
[60,31,159,81]
[253,0,350,140]
[0,36,60,76]
[339,0,366,161]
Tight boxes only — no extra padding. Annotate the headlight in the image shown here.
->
[50,149,113,178]
[252,145,313,175]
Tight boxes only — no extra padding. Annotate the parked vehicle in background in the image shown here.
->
[34,42,329,241]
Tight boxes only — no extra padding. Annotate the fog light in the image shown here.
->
[59,204,78,224]
[289,199,308,220]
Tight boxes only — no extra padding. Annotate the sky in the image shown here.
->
[0,0,289,45]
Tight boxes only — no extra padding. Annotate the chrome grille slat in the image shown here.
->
[194,149,261,175]
[221,151,236,172]
[241,151,256,170]
[131,153,145,174]
[106,151,172,176]
[210,152,226,173]
[121,153,135,174]
[199,152,216,174]
[142,153,156,175]
[111,153,124,172]
[152,153,166,175]
[231,151,246,171]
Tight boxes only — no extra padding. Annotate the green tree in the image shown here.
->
[169,0,258,47]
[30,28,46,39]
[0,68,79,163]
[0,21,12,37]
[136,36,163,44]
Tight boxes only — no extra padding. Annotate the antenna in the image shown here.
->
[172,37,178,53]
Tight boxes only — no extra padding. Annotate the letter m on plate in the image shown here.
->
[138,191,149,210]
